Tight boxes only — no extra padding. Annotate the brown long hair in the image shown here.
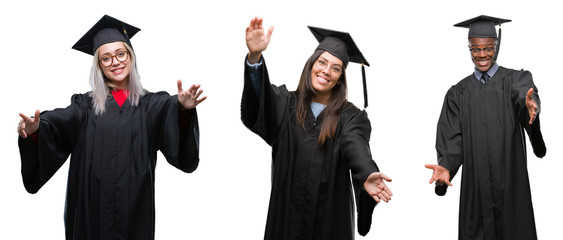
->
[295,50,348,145]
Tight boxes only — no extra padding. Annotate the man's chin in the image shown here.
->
[474,61,494,72]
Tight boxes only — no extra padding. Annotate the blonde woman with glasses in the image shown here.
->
[16,15,205,240]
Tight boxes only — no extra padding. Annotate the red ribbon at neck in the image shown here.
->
[112,89,129,107]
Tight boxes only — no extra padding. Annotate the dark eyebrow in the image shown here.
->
[319,56,343,68]
[469,44,496,48]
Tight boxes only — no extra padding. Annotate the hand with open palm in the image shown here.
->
[246,16,274,64]
[363,172,393,203]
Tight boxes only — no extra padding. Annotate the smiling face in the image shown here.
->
[98,41,131,89]
[469,37,496,72]
[310,51,343,103]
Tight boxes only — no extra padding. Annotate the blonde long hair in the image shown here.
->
[89,42,144,115]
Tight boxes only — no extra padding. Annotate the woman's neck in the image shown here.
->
[110,79,128,90]
[312,93,331,105]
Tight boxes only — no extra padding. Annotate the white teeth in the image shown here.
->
[317,77,328,84]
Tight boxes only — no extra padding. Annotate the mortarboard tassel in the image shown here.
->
[121,22,135,51]
[122,23,130,42]
[361,63,368,108]
[494,24,502,61]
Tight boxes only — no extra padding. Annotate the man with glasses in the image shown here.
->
[425,15,546,240]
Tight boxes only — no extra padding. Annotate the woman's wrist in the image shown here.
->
[247,52,262,64]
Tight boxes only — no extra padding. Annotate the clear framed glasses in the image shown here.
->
[99,50,129,67]
[468,45,496,54]
[315,58,343,75]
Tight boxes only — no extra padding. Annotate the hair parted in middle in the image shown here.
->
[295,49,349,145]
[89,42,145,115]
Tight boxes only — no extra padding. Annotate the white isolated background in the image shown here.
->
[1,0,561,239]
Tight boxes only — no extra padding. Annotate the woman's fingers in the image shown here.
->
[177,79,183,92]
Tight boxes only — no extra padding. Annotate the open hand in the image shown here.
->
[425,164,452,186]
[363,172,393,203]
[177,80,206,110]
[245,16,274,64]
[18,110,40,138]
[525,88,539,125]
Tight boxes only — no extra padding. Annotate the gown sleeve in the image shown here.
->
[436,86,464,181]
[241,55,290,145]
[18,94,87,193]
[246,58,264,99]
[339,109,380,236]
[511,70,546,158]
[433,85,464,197]
[146,92,200,173]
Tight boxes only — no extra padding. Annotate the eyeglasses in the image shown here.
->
[468,45,496,54]
[99,50,129,67]
[315,58,343,75]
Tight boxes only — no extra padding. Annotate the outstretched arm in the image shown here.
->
[512,71,546,158]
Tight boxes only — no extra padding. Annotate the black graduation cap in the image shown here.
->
[72,15,140,55]
[308,26,370,108]
[454,15,511,61]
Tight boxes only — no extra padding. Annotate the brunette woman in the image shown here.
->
[241,17,392,240]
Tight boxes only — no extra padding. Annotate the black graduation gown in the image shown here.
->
[436,66,546,240]
[18,91,200,240]
[241,58,379,240]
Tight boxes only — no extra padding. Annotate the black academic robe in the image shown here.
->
[18,92,200,240]
[436,66,546,240]
[241,58,379,240]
